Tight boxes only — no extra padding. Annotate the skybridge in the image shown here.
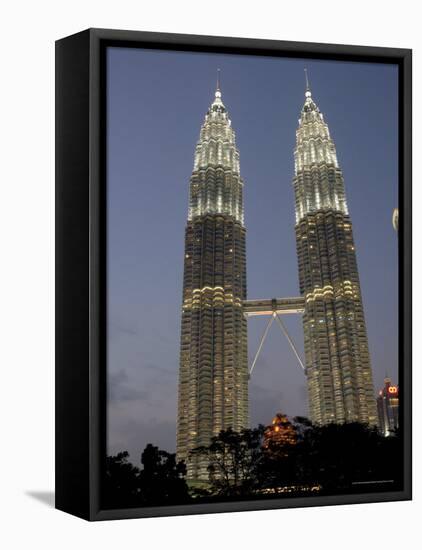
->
[243,297,305,317]
[243,296,306,377]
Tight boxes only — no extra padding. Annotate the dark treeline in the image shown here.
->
[103,444,190,508]
[103,418,402,509]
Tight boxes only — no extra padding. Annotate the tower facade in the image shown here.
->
[176,81,249,479]
[293,78,378,426]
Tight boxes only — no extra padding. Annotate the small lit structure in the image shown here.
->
[263,413,297,455]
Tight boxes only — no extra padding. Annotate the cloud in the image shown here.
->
[108,417,177,461]
[108,321,139,341]
[108,369,150,404]
[143,361,175,377]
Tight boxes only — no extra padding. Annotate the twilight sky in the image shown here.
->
[106,46,398,461]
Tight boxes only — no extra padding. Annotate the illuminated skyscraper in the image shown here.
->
[377,377,399,436]
[176,76,248,479]
[293,72,378,426]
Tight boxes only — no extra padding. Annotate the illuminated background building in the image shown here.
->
[377,377,399,436]
[263,413,297,454]
[176,78,248,479]
[293,74,378,426]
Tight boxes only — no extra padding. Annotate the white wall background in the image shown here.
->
[0,1,419,548]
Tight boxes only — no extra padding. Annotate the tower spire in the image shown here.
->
[216,68,221,98]
[304,68,311,98]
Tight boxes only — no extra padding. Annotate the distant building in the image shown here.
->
[263,413,297,455]
[377,378,399,436]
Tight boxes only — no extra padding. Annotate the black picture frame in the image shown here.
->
[55,28,412,521]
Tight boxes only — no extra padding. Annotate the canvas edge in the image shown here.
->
[55,27,412,522]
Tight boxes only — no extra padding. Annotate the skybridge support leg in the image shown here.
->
[249,314,274,378]
[274,313,306,371]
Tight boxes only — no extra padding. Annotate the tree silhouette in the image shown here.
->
[191,426,265,497]
[104,445,190,508]
[138,443,190,505]
[258,418,402,494]
[104,419,403,507]
[191,419,402,498]
[103,451,141,508]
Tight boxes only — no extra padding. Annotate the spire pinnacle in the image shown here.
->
[304,68,312,98]
[215,68,221,98]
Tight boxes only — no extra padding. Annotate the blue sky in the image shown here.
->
[106,47,398,460]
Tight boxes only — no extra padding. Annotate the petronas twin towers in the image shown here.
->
[176,72,378,479]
